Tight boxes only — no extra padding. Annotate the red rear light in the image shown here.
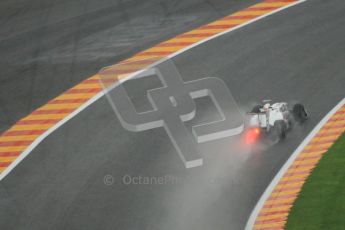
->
[244,128,261,144]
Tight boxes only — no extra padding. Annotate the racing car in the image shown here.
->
[245,100,308,142]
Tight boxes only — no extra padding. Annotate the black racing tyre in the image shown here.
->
[287,113,295,130]
[270,120,287,141]
[293,103,308,123]
[251,105,263,113]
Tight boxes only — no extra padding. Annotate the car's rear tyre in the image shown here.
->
[287,114,295,130]
[293,103,308,123]
[251,105,263,113]
[270,120,287,142]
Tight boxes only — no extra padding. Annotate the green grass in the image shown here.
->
[285,133,345,230]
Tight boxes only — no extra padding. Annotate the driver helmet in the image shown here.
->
[263,103,270,111]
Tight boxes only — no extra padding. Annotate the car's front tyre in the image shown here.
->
[293,103,308,123]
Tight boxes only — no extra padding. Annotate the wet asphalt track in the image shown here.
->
[1,0,345,230]
[0,0,260,133]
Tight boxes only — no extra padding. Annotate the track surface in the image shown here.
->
[0,0,260,133]
[1,0,345,230]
